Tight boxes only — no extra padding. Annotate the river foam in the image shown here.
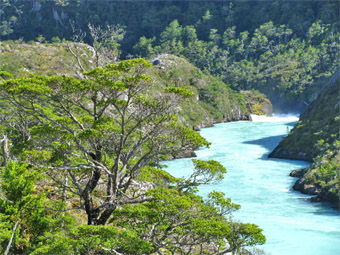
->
[250,113,299,122]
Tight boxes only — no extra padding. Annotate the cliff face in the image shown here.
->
[269,71,340,208]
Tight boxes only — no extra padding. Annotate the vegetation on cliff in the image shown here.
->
[269,71,340,208]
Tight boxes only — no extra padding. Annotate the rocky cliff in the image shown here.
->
[269,70,340,208]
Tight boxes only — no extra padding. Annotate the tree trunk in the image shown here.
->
[96,205,115,225]
[1,135,9,167]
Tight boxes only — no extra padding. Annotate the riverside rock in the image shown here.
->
[290,169,304,178]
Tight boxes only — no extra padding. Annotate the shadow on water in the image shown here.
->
[310,203,340,216]
[286,121,297,127]
[243,135,285,151]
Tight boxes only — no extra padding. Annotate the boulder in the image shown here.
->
[293,178,320,195]
[152,59,162,65]
[290,169,304,177]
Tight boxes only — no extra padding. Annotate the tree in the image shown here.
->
[110,163,265,254]
[133,36,156,58]
[31,225,153,255]
[0,161,68,254]
[88,23,125,66]
[160,20,185,54]
[30,161,265,254]
[65,22,126,75]
[0,58,266,254]
[0,58,208,226]
[0,71,14,167]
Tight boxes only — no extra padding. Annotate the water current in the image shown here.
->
[165,115,340,255]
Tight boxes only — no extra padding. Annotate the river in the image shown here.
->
[164,115,340,255]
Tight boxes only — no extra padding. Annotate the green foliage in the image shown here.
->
[31,225,153,255]
[303,139,340,208]
[36,34,45,43]
[133,36,156,57]
[0,41,94,76]
[3,2,337,108]
[164,86,194,98]
[133,18,339,111]
[242,90,272,115]
[0,161,70,254]
[1,1,339,50]
[0,70,13,80]
[51,36,62,43]
[139,166,180,187]
[192,159,226,182]
[0,59,267,253]
[273,74,339,160]
[3,1,339,251]
[147,54,266,128]
[207,191,241,214]
[0,40,270,130]
[110,186,265,254]
[0,58,215,228]
[173,124,211,149]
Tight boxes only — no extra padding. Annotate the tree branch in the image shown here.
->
[4,220,19,255]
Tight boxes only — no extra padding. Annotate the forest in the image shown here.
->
[0,1,339,254]
[1,0,339,111]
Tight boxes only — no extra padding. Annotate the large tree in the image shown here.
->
[0,58,209,225]
[0,59,265,254]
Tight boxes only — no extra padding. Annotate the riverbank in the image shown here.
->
[268,71,340,210]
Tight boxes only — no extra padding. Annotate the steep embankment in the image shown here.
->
[148,54,272,129]
[269,71,340,208]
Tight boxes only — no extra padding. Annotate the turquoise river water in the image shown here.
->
[165,116,340,255]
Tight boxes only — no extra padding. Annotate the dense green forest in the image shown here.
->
[1,0,339,111]
[1,1,338,46]
[0,1,339,254]
[135,19,339,112]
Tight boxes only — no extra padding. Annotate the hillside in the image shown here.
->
[0,41,272,130]
[0,41,97,77]
[2,1,338,52]
[148,54,272,128]
[269,71,340,208]
[1,1,339,112]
